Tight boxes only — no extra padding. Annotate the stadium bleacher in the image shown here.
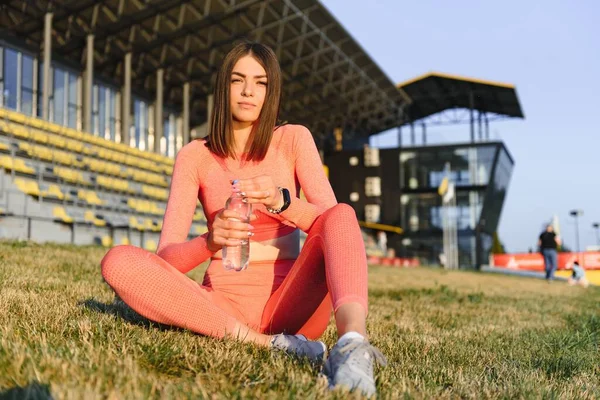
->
[0,108,207,248]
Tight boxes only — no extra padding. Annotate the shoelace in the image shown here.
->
[338,341,388,368]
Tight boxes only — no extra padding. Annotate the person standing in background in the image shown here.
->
[538,225,561,281]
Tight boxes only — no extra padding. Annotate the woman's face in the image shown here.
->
[230,55,268,126]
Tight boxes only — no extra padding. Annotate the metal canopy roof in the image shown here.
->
[398,71,524,123]
[0,0,410,139]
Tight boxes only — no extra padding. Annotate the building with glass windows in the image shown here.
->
[0,41,183,158]
[325,73,524,268]
[0,1,410,247]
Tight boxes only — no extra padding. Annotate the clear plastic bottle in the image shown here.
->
[222,191,252,271]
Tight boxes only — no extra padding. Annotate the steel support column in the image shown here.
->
[42,12,53,121]
[182,81,190,145]
[410,122,415,146]
[154,68,164,153]
[421,122,427,146]
[83,34,94,133]
[122,52,132,145]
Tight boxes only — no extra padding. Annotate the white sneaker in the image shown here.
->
[270,334,327,364]
[322,338,387,397]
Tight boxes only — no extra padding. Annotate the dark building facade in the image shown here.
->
[325,141,514,268]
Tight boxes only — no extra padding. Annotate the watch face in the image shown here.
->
[280,188,291,211]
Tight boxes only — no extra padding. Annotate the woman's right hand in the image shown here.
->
[207,209,255,252]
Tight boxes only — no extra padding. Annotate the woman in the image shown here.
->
[101,41,385,396]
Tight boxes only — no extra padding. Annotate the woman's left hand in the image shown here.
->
[232,175,283,209]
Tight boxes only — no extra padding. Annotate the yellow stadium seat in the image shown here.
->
[101,236,113,247]
[48,135,67,149]
[120,237,130,245]
[54,166,88,185]
[52,207,74,224]
[144,239,157,252]
[14,178,40,196]
[150,202,165,216]
[18,142,32,152]
[0,156,36,174]
[84,210,106,227]
[77,190,104,206]
[142,219,154,231]
[44,184,65,200]
[66,140,83,153]
[0,156,9,170]
[44,121,61,134]
[9,110,26,124]
[142,185,168,201]
[14,158,36,174]
[162,165,174,175]
[97,175,129,192]
[0,142,9,152]
[32,146,53,162]
[55,152,76,166]
[32,130,49,144]
[129,216,145,230]
[88,191,104,205]
[12,125,30,139]
[139,200,153,214]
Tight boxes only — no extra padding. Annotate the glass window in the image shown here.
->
[37,61,44,118]
[92,84,99,135]
[480,146,513,234]
[53,68,65,125]
[21,54,34,115]
[67,73,78,129]
[133,98,149,150]
[165,114,176,157]
[163,116,170,155]
[93,82,117,140]
[3,48,18,110]
[401,144,499,190]
[98,86,106,137]
[108,89,116,141]
[134,99,141,146]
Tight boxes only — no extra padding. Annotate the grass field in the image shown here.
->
[1,241,600,399]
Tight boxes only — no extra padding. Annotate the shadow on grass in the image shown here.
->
[78,297,181,332]
[0,381,53,400]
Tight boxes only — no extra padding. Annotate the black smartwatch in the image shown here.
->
[266,187,291,214]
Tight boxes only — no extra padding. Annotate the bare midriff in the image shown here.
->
[211,229,300,262]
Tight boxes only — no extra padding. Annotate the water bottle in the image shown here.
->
[222,190,252,271]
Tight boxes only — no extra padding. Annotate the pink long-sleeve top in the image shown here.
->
[156,124,338,273]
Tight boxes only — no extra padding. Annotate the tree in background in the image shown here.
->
[491,231,506,254]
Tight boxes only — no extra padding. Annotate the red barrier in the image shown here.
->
[492,252,600,271]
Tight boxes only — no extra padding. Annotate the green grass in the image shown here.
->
[1,240,600,399]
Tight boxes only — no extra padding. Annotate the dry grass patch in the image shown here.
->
[1,241,600,399]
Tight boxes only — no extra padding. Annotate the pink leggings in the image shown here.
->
[101,204,367,339]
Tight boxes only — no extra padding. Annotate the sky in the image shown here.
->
[320,0,600,253]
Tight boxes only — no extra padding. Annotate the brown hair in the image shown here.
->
[205,41,282,161]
